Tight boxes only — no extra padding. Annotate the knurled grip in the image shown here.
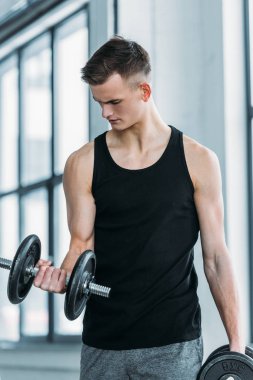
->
[0,258,12,270]
[88,282,111,298]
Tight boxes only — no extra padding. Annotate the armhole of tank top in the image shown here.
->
[179,132,195,194]
[91,138,97,197]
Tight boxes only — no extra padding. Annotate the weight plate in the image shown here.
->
[246,346,253,359]
[64,250,96,321]
[206,345,253,363]
[198,352,253,380]
[8,235,41,304]
[199,346,228,374]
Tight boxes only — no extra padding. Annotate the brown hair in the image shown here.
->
[81,35,151,85]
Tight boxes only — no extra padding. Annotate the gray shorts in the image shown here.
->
[80,337,203,380]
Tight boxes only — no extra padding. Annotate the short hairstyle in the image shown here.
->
[81,35,151,85]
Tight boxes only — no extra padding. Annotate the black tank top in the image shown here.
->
[82,125,201,349]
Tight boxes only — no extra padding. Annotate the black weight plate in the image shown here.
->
[207,345,229,361]
[198,346,228,375]
[246,346,253,359]
[64,250,96,321]
[198,351,253,380]
[8,235,41,304]
[206,345,253,363]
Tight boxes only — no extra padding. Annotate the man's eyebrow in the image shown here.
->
[92,96,121,104]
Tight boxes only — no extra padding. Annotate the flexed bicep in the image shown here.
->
[63,143,96,258]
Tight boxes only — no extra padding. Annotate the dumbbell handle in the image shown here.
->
[0,257,110,298]
[0,258,12,270]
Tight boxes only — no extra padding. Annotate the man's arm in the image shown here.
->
[187,140,244,353]
[34,142,96,293]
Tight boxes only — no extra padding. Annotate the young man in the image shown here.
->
[34,36,244,379]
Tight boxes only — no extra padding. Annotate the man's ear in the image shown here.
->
[140,82,151,102]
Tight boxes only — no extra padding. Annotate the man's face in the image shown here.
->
[90,73,147,130]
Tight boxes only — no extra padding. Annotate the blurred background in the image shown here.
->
[0,0,252,379]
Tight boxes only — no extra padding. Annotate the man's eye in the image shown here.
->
[111,100,121,105]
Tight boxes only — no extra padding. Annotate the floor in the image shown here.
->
[0,343,81,380]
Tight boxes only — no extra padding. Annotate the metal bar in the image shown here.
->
[88,282,111,298]
[0,258,12,270]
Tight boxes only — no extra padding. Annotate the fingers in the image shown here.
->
[34,265,67,294]
[34,259,53,288]
[34,265,49,288]
[36,259,52,267]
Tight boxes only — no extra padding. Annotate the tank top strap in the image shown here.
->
[161,125,183,164]
[167,125,182,149]
[94,131,108,162]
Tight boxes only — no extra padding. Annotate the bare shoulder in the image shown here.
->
[63,141,94,191]
[183,134,221,190]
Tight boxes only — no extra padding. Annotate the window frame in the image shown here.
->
[0,5,88,344]
[244,0,253,343]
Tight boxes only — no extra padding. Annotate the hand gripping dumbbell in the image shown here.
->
[0,234,111,320]
[197,344,253,380]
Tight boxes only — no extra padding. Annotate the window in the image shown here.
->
[0,7,88,342]
[0,56,18,193]
[54,12,89,175]
[0,195,19,341]
[22,188,49,337]
[21,34,52,186]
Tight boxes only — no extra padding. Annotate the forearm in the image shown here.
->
[60,236,94,273]
[204,249,244,352]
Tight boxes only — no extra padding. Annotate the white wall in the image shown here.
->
[222,0,250,347]
[118,0,250,357]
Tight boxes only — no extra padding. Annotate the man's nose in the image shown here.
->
[102,104,113,119]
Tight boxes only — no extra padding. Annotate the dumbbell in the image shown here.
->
[0,234,111,320]
[197,344,253,379]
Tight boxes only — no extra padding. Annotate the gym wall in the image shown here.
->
[117,0,251,357]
